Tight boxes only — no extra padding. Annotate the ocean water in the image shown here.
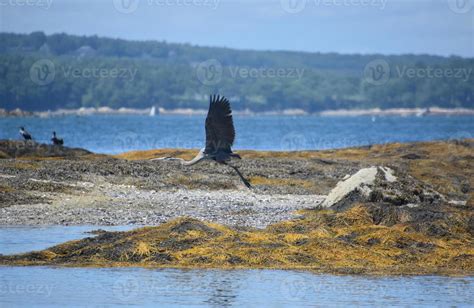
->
[0,114,473,154]
[0,225,137,255]
[0,266,472,307]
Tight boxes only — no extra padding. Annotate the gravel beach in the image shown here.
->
[0,139,471,229]
[0,182,324,227]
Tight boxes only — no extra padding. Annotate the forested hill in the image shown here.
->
[1,32,472,112]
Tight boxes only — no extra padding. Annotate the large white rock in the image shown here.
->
[322,167,378,207]
[321,166,397,208]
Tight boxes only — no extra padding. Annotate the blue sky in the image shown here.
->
[1,0,472,57]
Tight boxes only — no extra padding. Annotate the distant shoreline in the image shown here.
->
[1,106,474,117]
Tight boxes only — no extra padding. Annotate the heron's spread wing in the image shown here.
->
[205,95,235,153]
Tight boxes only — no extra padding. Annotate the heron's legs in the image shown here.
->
[230,153,242,159]
[224,162,252,189]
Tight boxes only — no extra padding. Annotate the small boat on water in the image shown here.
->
[416,108,429,117]
[150,106,156,116]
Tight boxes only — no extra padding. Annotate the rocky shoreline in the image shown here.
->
[0,139,472,274]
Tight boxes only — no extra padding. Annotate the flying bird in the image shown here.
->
[153,95,251,188]
[51,131,64,145]
[19,127,32,140]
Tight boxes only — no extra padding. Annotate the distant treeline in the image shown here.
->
[0,32,472,111]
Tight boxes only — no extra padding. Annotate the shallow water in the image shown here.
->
[0,226,473,307]
[1,267,473,307]
[0,225,136,255]
[1,115,472,154]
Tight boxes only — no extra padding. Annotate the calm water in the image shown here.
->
[0,227,473,307]
[0,115,473,154]
[0,225,136,255]
[0,267,473,307]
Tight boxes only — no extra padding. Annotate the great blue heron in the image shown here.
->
[153,94,252,188]
[51,131,64,145]
[19,127,32,140]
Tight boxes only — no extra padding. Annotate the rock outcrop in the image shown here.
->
[0,140,93,159]
[322,166,444,210]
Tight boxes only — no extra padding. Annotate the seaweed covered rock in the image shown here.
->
[318,165,472,238]
[0,140,92,159]
[1,209,472,275]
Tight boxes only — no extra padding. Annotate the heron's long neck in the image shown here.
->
[149,149,207,165]
[182,149,207,166]
[182,155,205,166]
